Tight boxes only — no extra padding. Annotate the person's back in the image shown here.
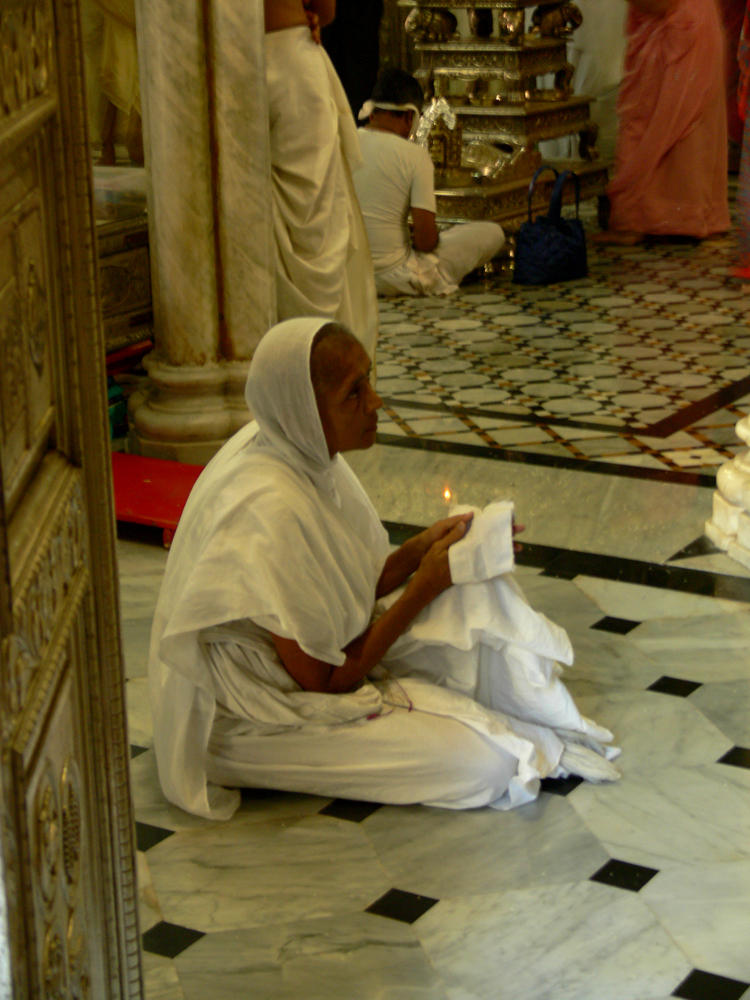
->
[352,67,505,296]
[354,128,435,270]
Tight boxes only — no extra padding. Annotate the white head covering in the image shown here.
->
[246,318,330,468]
[246,317,345,504]
[357,99,421,121]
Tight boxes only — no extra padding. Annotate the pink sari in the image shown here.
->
[608,0,730,237]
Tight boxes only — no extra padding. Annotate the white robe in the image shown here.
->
[266,27,378,357]
[149,318,618,820]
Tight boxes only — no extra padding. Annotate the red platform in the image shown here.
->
[111,451,204,546]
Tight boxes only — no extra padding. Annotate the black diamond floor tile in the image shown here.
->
[141,921,205,959]
[540,775,583,796]
[668,536,723,562]
[590,858,659,893]
[717,746,750,770]
[365,888,438,924]
[319,799,383,822]
[672,968,750,1000]
[136,821,175,852]
[648,676,703,698]
[541,562,579,580]
[130,744,148,759]
[591,616,642,635]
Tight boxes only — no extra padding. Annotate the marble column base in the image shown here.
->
[704,416,750,569]
[129,356,251,464]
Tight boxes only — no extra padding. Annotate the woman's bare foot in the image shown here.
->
[591,230,644,246]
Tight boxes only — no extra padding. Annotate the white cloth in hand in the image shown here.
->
[448,500,515,584]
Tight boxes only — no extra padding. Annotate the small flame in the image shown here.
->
[443,486,453,504]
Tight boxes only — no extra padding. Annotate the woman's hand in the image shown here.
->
[407,517,470,604]
[416,512,473,560]
[375,513,473,599]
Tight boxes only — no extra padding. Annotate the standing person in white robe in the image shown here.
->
[265,1,378,356]
[149,317,620,821]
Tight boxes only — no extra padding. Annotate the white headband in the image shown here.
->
[357,100,421,121]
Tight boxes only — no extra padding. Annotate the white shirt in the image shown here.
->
[353,128,437,270]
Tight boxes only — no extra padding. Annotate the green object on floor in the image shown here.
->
[108,380,128,439]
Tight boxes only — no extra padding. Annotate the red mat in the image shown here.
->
[112,451,203,546]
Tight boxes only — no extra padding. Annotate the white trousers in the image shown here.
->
[375,221,505,297]
[207,702,517,810]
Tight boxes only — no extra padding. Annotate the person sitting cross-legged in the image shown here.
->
[352,68,506,296]
[148,317,620,821]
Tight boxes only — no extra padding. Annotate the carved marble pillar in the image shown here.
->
[131,0,274,462]
[705,417,750,569]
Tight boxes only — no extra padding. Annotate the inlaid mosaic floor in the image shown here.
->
[376,211,750,482]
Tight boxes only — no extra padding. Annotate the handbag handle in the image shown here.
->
[548,169,581,222]
[526,164,559,222]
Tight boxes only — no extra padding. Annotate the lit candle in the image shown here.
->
[443,485,455,509]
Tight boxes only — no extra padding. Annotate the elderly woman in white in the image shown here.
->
[149,318,619,820]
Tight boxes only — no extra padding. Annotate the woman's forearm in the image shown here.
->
[375,536,424,598]
[327,584,432,691]
[274,517,467,694]
[272,578,433,694]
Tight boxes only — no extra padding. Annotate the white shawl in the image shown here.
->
[149,319,389,819]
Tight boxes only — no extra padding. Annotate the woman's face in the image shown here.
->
[316,340,382,457]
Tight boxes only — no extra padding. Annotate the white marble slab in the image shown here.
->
[362,797,608,900]
[570,763,750,869]
[629,613,750,683]
[415,881,690,1000]
[573,576,748,622]
[348,443,715,565]
[670,551,750,578]
[126,677,153,747]
[118,569,164,621]
[121,617,153,679]
[147,813,391,932]
[174,915,450,1000]
[142,953,184,1000]
[138,850,163,934]
[116,538,169,576]
[643,859,750,982]
[561,627,663,694]
[574,690,732,775]
[517,573,609,631]
[689,678,750,745]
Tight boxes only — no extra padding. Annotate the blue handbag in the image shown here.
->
[513,165,588,285]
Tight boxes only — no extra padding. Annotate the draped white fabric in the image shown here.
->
[266,27,377,356]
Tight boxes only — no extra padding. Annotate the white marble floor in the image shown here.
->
[121,221,750,1000]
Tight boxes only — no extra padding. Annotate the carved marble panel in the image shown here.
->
[0,0,55,121]
[0,132,55,514]
[18,662,103,998]
[1,2,141,997]
[418,37,567,76]
[2,463,85,727]
[456,97,592,144]
[435,159,608,227]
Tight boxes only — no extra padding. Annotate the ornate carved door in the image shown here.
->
[0,1,142,997]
